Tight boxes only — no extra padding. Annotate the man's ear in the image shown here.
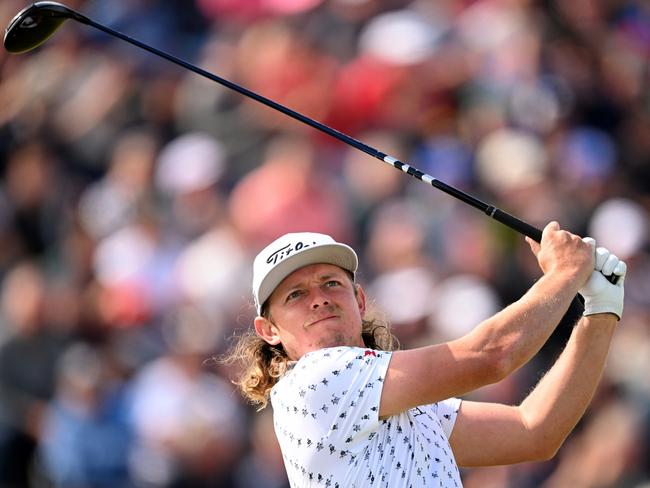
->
[354,283,367,317]
[254,316,281,345]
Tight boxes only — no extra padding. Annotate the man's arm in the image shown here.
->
[379,221,594,418]
[449,313,616,466]
[448,244,626,466]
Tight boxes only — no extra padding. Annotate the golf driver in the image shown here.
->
[4,1,616,285]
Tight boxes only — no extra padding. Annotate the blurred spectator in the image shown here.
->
[228,135,351,249]
[78,128,159,240]
[233,408,289,488]
[0,261,72,486]
[127,306,245,487]
[541,397,647,488]
[427,273,501,343]
[2,142,67,259]
[38,342,133,488]
[155,132,227,240]
[173,222,250,317]
[341,130,407,233]
[196,0,324,24]
[92,220,174,328]
[233,17,338,129]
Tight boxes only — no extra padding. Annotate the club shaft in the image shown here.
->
[80,15,547,241]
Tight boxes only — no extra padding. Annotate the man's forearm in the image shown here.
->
[518,314,617,455]
[382,271,586,415]
[466,271,583,378]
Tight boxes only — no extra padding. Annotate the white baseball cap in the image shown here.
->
[252,232,358,315]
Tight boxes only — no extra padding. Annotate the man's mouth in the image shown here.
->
[307,315,338,327]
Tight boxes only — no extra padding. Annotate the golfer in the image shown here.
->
[226,221,626,487]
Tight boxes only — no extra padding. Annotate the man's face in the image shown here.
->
[254,263,366,360]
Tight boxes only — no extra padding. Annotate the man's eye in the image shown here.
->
[324,280,341,287]
[287,290,302,301]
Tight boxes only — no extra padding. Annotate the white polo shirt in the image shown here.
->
[271,347,462,487]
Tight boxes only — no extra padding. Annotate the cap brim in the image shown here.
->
[256,243,357,314]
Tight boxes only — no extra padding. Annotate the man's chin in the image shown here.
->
[316,332,358,349]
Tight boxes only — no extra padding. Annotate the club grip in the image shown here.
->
[489,208,618,284]
[490,208,543,242]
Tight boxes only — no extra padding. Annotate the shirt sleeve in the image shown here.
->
[282,347,392,445]
[435,397,462,438]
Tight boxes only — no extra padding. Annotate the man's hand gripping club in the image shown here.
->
[526,221,626,321]
[579,238,626,320]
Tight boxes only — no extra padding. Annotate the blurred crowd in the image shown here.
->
[0,0,649,486]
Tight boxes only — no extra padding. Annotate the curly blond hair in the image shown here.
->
[221,311,398,410]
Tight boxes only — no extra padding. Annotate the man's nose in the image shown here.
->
[311,289,329,309]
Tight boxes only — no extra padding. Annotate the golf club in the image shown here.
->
[4,1,616,286]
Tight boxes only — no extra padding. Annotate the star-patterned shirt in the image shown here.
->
[271,347,463,487]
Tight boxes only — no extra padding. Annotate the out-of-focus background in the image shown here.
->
[0,0,648,486]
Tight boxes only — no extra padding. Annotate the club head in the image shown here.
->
[4,2,78,54]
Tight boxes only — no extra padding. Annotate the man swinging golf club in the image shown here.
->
[2,4,627,487]
[225,221,626,487]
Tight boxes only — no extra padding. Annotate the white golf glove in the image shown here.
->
[579,237,626,320]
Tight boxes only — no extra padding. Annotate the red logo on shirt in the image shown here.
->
[364,350,376,357]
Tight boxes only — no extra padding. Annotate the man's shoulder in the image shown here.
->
[272,346,391,396]
[271,346,391,439]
